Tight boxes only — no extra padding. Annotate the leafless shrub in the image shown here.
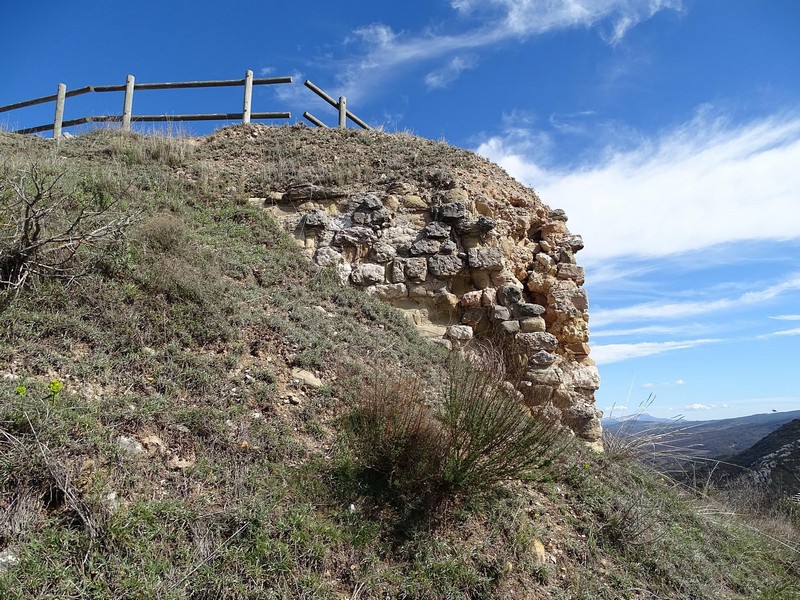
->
[0,161,135,302]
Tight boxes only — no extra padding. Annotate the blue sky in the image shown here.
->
[2,0,798,420]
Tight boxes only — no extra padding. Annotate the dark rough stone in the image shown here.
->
[423,221,451,239]
[565,234,584,253]
[409,238,441,255]
[302,210,328,228]
[515,303,546,318]
[435,202,467,222]
[456,217,496,237]
[476,216,496,232]
[548,208,568,222]
[439,240,458,255]
[428,254,465,278]
[498,285,522,307]
[361,194,383,210]
[353,207,392,229]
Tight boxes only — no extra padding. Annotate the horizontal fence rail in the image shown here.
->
[1,71,373,137]
[0,71,294,138]
[14,113,292,135]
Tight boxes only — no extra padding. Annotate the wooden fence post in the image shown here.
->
[53,83,66,139]
[338,96,346,129]
[122,75,135,131]
[243,70,253,124]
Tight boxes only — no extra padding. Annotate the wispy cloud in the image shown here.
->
[336,1,681,99]
[591,274,800,328]
[451,0,682,44]
[642,380,685,389]
[477,111,800,266]
[770,314,800,321]
[591,323,712,338]
[592,338,720,364]
[760,327,800,338]
[424,54,478,89]
[685,403,713,411]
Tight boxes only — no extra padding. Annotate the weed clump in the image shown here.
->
[348,354,568,510]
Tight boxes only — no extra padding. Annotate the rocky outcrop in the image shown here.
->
[257,172,602,446]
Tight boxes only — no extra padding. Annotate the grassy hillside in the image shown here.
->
[1,126,798,599]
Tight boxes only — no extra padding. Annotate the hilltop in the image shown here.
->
[0,126,798,598]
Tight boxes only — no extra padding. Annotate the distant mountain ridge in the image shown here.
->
[603,409,800,461]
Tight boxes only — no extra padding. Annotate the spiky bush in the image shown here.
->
[350,354,568,508]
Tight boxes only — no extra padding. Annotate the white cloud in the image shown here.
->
[477,112,800,267]
[592,338,720,364]
[590,273,800,327]
[591,323,712,338]
[451,0,682,43]
[425,54,478,89]
[641,379,685,389]
[336,0,680,100]
[683,402,729,411]
[765,327,800,337]
[771,314,800,321]
[259,67,274,76]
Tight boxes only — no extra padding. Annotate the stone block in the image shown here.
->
[557,263,585,285]
[519,317,546,333]
[428,254,465,278]
[516,303,546,318]
[467,247,505,271]
[333,226,377,247]
[459,290,483,309]
[440,188,469,204]
[404,257,428,282]
[491,305,512,321]
[372,283,409,301]
[314,246,341,267]
[423,221,451,239]
[516,332,559,352]
[499,320,521,334]
[402,194,428,210]
[369,243,397,263]
[350,263,385,285]
[410,238,441,255]
[446,324,474,342]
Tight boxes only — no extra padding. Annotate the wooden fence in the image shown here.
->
[0,71,372,138]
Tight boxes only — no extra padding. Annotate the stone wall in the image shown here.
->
[258,174,602,447]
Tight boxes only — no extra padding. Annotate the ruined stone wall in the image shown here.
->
[258,174,602,447]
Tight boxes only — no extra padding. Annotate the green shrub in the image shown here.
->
[438,356,567,494]
[349,355,568,509]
